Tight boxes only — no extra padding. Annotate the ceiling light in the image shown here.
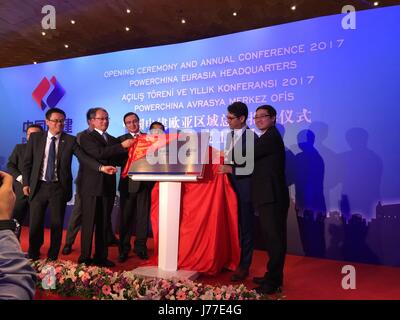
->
[291,5,296,11]
[373,2,379,6]
[70,20,75,24]
[181,19,186,24]
[233,12,237,16]
[125,27,130,31]
[41,31,46,36]
[64,44,69,48]
[33,61,37,64]
[126,9,131,13]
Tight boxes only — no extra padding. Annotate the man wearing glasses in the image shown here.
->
[219,101,258,281]
[22,108,117,261]
[78,108,134,267]
[251,105,289,295]
[117,112,152,262]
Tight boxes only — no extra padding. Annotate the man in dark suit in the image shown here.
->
[62,108,95,255]
[78,108,134,267]
[22,108,117,261]
[251,105,290,295]
[219,102,258,281]
[118,112,152,262]
[7,124,43,238]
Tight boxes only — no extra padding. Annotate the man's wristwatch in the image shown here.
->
[0,219,21,236]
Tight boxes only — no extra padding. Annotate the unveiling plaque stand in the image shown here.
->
[128,131,209,280]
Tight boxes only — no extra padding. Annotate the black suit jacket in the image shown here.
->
[79,130,126,197]
[74,129,91,189]
[225,127,258,202]
[7,143,27,200]
[251,126,289,207]
[22,131,100,202]
[118,133,151,195]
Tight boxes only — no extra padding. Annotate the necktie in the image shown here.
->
[102,132,108,142]
[45,136,56,181]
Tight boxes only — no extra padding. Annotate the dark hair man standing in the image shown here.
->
[251,105,289,295]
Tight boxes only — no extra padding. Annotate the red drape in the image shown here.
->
[145,147,240,275]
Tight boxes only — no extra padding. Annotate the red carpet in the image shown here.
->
[19,227,400,300]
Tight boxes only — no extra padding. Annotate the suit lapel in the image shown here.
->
[57,132,65,168]
[91,130,107,146]
[38,132,47,159]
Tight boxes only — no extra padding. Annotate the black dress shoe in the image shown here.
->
[93,259,116,268]
[135,250,149,260]
[78,257,92,265]
[62,245,72,255]
[27,254,40,261]
[47,256,58,262]
[254,284,282,295]
[253,273,269,285]
[231,267,249,281]
[118,253,129,263]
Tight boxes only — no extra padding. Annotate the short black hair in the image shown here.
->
[256,105,277,124]
[27,124,43,131]
[149,121,165,132]
[86,108,96,121]
[227,101,248,120]
[89,107,108,119]
[45,107,66,120]
[123,112,140,123]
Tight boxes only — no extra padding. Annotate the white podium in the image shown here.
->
[128,132,209,280]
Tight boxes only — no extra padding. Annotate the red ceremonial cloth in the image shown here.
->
[122,137,240,275]
[146,147,240,275]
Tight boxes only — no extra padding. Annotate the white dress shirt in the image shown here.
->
[40,132,61,181]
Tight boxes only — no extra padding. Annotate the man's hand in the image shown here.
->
[0,171,16,220]
[100,166,118,175]
[218,165,233,174]
[23,186,30,197]
[121,138,135,149]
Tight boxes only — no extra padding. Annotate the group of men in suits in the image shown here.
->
[8,101,288,294]
[7,107,158,267]
[220,101,289,295]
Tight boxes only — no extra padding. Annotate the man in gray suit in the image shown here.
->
[0,171,36,300]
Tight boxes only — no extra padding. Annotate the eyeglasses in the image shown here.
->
[48,119,65,124]
[226,116,238,121]
[253,114,271,120]
[125,120,139,124]
[94,117,110,121]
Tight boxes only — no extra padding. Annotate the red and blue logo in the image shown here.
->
[32,76,65,110]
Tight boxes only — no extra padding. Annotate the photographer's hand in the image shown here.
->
[0,171,16,220]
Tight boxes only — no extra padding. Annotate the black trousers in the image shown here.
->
[12,183,29,224]
[257,198,289,287]
[119,189,150,254]
[65,191,116,248]
[64,192,82,247]
[80,195,114,261]
[28,181,66,259]
[229,176,254,269]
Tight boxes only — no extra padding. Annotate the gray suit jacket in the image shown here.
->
[0,230,36,300]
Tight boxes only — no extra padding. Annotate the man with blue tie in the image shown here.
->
[22,108,117,261]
